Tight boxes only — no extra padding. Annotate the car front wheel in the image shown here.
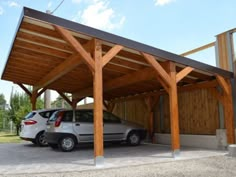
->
[59,136,76,152]
[127,131,141,146]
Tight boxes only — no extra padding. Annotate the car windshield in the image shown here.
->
[24,112,36,120]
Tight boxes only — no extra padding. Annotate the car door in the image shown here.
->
[103,111,126,141]
[73,110,94,142]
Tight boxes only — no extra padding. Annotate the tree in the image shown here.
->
[0,94,6,129]
[8,91,44,135]
[0,94,6,109]
[51,95,71,109]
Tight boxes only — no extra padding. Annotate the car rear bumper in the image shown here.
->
[20,130,37,140]
[20,137,35,142]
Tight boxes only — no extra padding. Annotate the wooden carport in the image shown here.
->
[1,7,235,166]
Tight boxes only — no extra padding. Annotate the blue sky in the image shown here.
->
[0,0,236,103]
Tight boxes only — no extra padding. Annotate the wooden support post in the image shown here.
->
[145,96,159,142]
[71,99,78,109]
[167,62,180,157]
[145,97,153,139]
[216,75,235,144]
[223,91,235,144]
[140,52,180,154]
[31,91,38,110]
[17,83,40,111]
[93,39,104,166]
[107,102,115,113]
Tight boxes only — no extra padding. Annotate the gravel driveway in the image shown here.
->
[0,142,235,177]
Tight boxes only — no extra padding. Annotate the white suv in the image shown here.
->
[45,109,147,152]
[20,109,60,146]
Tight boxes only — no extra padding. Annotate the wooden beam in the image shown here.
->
[216,75,230,95]
[107,102,115,112]
[54,25,95,72]
[176,66,194,83]
[57,91,72,106]
[37,88,46,97]
[93,39,104,162]
[155,75,169,93]
[33,53,81,91]
[109,80,218,103]
[178,80,218,92]
[180,42,215,57]
[103,100,108,110]
[71,96,84,109]
[17,83,32,97]
[102,45,123,67]
[73,67,156,99]
[141,52,172,87]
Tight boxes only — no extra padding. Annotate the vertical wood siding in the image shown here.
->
[113,89,219,135]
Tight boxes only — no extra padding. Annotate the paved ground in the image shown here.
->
[0,142,234,177]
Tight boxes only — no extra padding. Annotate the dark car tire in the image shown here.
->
[127,131,141,146]
[35,132,48,147]
[48,143,58,149]
[59,136,76,152]
[31,139,37,145]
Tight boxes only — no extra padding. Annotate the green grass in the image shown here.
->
[0,132,22,143]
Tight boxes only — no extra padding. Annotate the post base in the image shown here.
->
[95,156,104,167]
[172,149,180,158]
[228,144,236,157]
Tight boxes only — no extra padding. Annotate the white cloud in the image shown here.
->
[73,0,125,31]
[154,0,175,6]
[72,0,82,4]
[0,6,4,15]
[8,1,20,8]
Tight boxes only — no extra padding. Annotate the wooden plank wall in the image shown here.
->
[113,88,219,135]
[113,98,149,129]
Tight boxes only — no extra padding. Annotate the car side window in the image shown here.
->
[75,110,93,123]
[103,112,121,123]
[49,111,59,121]
[62,111,73,122]
[24,112,36,119]
[39,110,57,119]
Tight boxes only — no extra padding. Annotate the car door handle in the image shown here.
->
[75,123,80,126]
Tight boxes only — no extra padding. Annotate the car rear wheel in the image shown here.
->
[36,132,48,147]
[127,131,141,146]
[59,136,76,152]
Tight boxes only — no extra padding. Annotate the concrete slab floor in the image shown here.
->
[0,142,228,175]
